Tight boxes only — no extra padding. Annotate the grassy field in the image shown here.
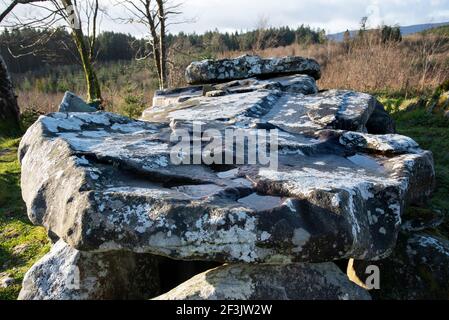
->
[380,94,449,235]
[0,136,51,300]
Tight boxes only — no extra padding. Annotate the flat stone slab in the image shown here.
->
[19,111,435,263]
[154,263,371,300]
[143,88,380,137]
[261,90,377,134]
[150,75,318,110]
[185,55,321,85]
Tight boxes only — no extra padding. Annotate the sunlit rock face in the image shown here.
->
[18,55,437,300]
[58,91,98,113]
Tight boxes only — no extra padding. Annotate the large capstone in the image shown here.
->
[185,55,321,85]
[19,109,434,263]
[154,263,371,300]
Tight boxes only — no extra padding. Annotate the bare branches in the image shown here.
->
[0,0,48,23]
[1,0,105,102]
[117,0,184,89]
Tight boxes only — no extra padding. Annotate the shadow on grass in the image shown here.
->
[0,246,15,273]
[0,169,28,225]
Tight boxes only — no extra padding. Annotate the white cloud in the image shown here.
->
[1,0,449,35]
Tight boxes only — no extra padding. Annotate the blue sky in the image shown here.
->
[3,0,449,35]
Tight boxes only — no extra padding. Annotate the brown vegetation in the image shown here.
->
[9,28,449,120]
[220,32,449,96]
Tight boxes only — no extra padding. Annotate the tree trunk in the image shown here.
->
[72,28,102,103]
[145,1,164,90]
[151,36,163,90]
[157,0,167,89]
[0,54,20,134]
[61,0,102,104]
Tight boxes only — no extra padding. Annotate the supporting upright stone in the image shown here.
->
[154,263,371,300]
[19,240,160,300]
[348,232,449,300]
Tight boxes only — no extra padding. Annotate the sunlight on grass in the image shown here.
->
[0,137,51,300]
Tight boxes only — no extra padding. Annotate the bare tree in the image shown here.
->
[117,0,183,90]
[0,0,47,23]
[0,0,104,104]
[252,15,280,54]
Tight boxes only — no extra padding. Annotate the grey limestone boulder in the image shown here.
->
[185,55,321,85]
[18,109,434,263]
[18,55,437,300]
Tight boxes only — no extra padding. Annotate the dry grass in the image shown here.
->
[17,90,63,114]
[219,33,449,95]
[14,32,449,119]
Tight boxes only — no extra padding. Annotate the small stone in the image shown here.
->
[13,243,30,255]
[1,276,15,288]
[59,91,98,113]
[205,89,228,97]
[19,240,160,300]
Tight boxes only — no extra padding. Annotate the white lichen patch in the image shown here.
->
[341,132,420,154]
[292,228,311,253]
[180,209,260,262]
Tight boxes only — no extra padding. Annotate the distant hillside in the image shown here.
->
[422,24,449,36]
[328,21,449,41]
